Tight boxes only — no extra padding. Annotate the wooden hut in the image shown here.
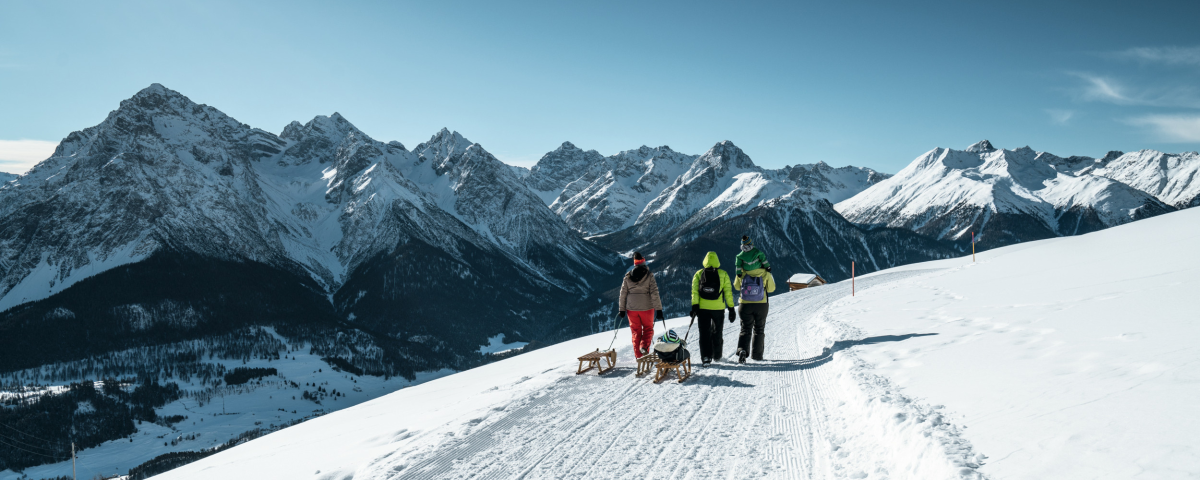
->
[787,273,826,291]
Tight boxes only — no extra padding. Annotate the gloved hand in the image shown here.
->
[728,307,736,323]
[616,310,626,319]
[655,310,665,320]
[737,272,744,278]
[765,266,771,273]
[690,304,699,319]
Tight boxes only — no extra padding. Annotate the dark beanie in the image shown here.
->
[633,252,644,261]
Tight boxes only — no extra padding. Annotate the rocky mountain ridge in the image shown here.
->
[0,84,621,377]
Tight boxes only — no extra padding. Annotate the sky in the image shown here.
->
[1,0,1199,175]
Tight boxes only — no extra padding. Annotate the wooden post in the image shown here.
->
[71,442,76,480]
[851,261,855,296]
[971,231,976,263]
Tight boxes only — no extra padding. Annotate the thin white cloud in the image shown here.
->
[1128,115,1200,143]
[1069,72,1200,108]
[1072,73,1134,104]
[1112,46,1200,67]
[1045,109,1075,125]
[0,139,58,174]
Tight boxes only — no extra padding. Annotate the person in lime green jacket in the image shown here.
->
[691,251,735,365]
[733,267,776,362]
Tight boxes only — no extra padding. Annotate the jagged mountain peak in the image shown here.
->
[965,140,995,153]
[1102,150,1125,162]
[417,128,472,153]
[696,140,757,171]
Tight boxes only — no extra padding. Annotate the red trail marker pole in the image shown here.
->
[852,261,855,296]
[971,231,976,263]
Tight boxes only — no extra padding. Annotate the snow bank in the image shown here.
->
[821,206,1200,478]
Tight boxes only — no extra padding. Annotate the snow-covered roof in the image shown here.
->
[788,273,819,284]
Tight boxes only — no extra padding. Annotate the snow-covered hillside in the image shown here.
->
[0,173,15,184]
[835,140,1187,248]
[155,205,1200,479]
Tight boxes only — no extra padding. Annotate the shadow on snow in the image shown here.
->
[707,333,938,373]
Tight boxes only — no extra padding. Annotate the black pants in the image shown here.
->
[737,303,769,360]
[695,309,725,361]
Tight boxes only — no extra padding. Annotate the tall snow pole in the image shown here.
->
[851,261,855,296]
[71,442,76,480]
[971,231,976,263]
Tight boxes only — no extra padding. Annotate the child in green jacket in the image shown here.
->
[735,236,771,277]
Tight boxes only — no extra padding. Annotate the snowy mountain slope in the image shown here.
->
[818,206,1200,479]
[835,140,1178,249]
[156,203,1200,480]
[528,140,887,237]
[0,84,622,387]
[632,141,771,238]
[0,173,15,183]
[1088,149,1200,208]
[525,141,610,205]
[546,144,696,236]
[781,160,892,204]
[155,272,985,480]
[0,84,298,311]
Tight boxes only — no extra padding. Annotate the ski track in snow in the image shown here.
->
[375,271,971,480]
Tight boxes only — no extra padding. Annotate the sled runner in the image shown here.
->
[654,357,691,383]
[576,348,617,375]
[636,353,659,376]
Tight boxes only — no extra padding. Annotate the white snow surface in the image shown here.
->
[158,205,1200,479]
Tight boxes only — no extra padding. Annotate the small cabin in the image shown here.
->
[787,273,826,291]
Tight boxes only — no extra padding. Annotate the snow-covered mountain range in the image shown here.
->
[836,140,1196,248]
[528,140,889,238]
[0,172,15,183]
[0,84,621,377]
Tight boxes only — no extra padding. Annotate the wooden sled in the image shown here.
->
[654,357,692,383]
[635,353,659,377]
[576,349,617,375]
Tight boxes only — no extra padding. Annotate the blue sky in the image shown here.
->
[2,0,1199,174]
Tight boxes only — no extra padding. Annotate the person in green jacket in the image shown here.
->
[690,251,736,366]
[733,267,776,363]
[735,236,771,277]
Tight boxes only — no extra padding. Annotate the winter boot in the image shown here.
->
[737,348,748,364]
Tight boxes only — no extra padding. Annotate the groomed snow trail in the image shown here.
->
[372,271,981,479]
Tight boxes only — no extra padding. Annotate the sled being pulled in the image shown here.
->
[654,357,691,383]
[576,349,616,375]
[650,328,692,383]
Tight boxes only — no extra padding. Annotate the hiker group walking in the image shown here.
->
[616,235,776,368]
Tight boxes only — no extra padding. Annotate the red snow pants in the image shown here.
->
[628,310,655,358]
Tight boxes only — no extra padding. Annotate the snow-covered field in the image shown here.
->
[156,208,1200,478]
